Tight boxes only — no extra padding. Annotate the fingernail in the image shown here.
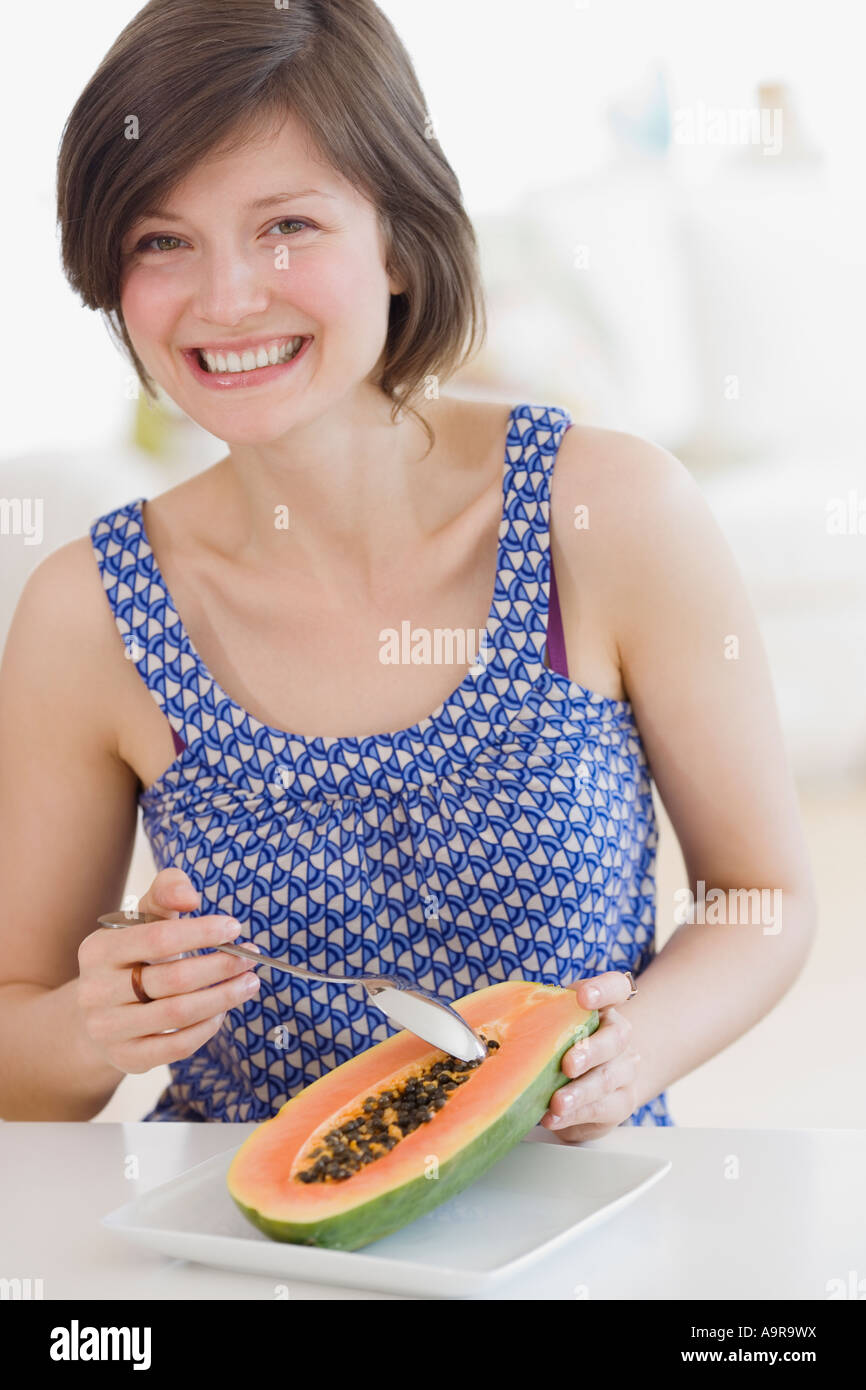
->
[241,974,261,993]
[583,986,600,1005]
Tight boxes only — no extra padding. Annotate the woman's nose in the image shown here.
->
[192,250,272,327]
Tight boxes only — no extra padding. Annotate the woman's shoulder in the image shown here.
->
[554,420,691,502]
[550,420,728,645]
[0,531,143,766]
[551,422,704,562]
[10,532,130,671]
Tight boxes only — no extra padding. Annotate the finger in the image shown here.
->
[545,1050,641,1127]
[547,1081,639,1139]
[113,1010,229,1074]
[560,1005,632,1080]
[77,940,255,1011]
[97,912,243,969]
[138,867,201,919]
[573,970,637,1011]
[121,944,261,1004]
[95,968,262,1044]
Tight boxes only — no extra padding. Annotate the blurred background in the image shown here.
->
[1,0,863,1126]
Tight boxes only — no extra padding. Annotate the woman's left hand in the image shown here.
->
[538,970,641,1142]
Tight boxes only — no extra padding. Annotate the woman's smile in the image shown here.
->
[180,332,313,390]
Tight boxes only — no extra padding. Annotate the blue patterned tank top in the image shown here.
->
[90,403,672,1126]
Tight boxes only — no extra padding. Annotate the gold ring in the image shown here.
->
[624,970,638,1000]
[131,962,153,1004]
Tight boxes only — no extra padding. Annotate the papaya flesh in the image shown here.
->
[227,979,599,1251]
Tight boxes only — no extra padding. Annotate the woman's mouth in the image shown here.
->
[181,334,312,389]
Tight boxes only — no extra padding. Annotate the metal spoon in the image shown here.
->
[96,910,487,1062]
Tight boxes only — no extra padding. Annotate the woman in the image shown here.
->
[0,0,816,1133]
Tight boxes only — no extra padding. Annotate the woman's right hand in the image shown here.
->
[76,867,261,1075]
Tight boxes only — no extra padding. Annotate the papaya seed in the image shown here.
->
[295,1041,499,1182]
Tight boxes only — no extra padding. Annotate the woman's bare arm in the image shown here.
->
[549,426,818,1120]
[0,537,139,1118]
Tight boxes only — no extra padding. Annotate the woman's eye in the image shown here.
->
[137,235,185,254]
[128,220,312,256]
[267,218,311,236]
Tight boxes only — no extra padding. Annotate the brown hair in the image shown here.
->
[55,0,486,446]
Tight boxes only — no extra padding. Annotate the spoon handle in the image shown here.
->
[95,910,359,987]
[217,940,353,986]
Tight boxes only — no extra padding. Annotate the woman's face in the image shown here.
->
[119,114,402,444]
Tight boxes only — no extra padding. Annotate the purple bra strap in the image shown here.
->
[546,547,569,679]
[545,420,570,679]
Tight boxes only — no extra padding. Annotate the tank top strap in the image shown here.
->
[90,497,195,753]
[492,403,574,678]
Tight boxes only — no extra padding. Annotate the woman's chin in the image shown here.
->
[191,412,310,447]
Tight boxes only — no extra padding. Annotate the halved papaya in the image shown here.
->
[227,979,599,1250]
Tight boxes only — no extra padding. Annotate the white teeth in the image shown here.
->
[199,336,305,374]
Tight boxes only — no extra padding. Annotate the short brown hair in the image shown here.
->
[55,0,486,441]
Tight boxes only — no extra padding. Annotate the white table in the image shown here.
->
[1,1123,863,1300]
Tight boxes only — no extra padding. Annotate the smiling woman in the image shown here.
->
[56,0,484,445]
[0,0,817,1136]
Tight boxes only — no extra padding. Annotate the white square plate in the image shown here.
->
[101,1136,670,1298]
